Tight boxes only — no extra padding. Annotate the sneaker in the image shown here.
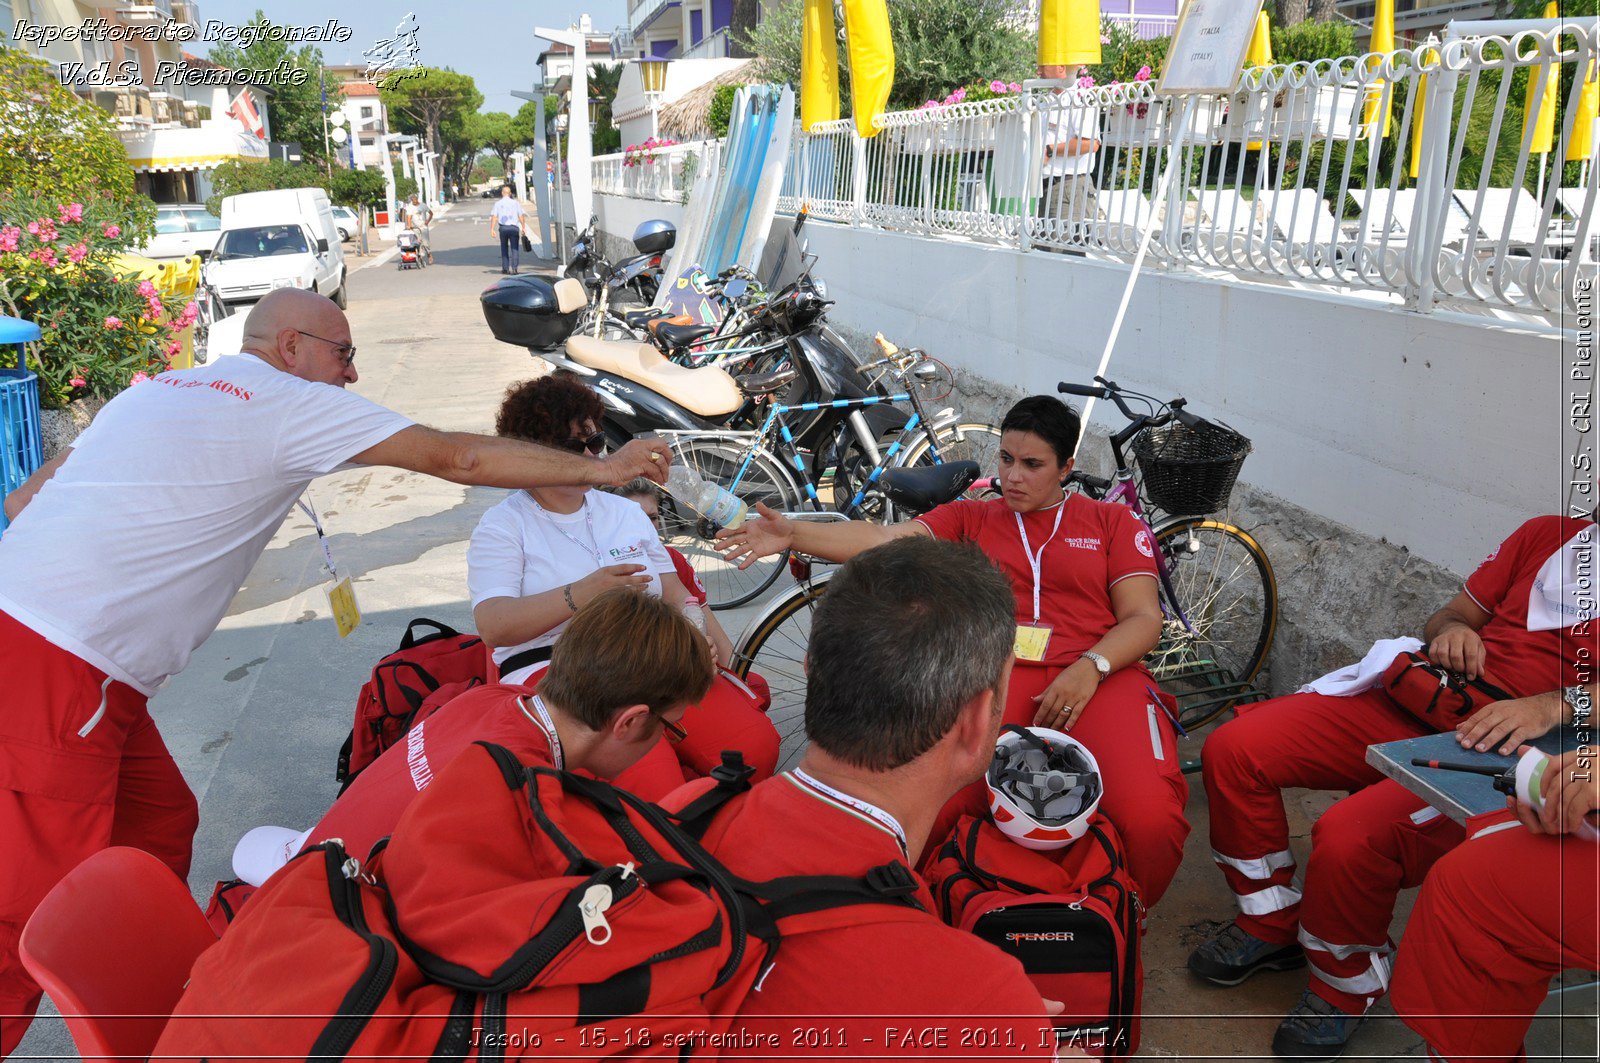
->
[1271,990,1365,1060]
[1187,923,1306,986]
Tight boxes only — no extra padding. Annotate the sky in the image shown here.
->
[195,1,628,114]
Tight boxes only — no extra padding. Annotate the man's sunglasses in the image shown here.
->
[296,329,357,367]
[652,708,688,743]
[558,431,607,456]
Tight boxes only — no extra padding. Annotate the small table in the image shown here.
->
[1366,727,1582,826]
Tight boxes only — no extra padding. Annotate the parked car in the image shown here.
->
[330,205,360,241]
[137,204,222,261]
[206,188,348,308]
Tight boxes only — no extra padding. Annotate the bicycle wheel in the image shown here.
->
[733,571,833,773]
[661,438,799,610]
[1149,518,1278,731]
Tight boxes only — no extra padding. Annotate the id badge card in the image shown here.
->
[326,577,363,638]
[1013,624,1053,663]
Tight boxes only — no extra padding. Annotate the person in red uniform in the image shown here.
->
[677,536,1061,1059]
[1390,746,1599,1063]
[716,396,1187,906]
[0,291,672,1056]
[1188,513,1594,1060]
[229,589,712,885]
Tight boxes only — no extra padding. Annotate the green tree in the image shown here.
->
[0,48,151,229]
[590,62,625,155]
[472,112,525,174]
[742,0,1033,112]
[379,67,483,157]
[206,10,334,161]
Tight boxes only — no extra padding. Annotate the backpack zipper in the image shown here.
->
[308,846,399,1061]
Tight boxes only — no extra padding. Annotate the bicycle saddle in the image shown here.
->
[565,336,742,418]
[735,367,797,397]
[879,461,980,515]
[622,307,673,329]
[654,321,716,349]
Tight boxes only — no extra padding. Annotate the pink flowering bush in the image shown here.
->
[622,137,679,168]
[0,194,192,408]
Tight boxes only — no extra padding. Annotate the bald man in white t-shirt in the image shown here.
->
[0,288,671,1054]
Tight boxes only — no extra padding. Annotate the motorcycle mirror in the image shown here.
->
[725,278,749,299]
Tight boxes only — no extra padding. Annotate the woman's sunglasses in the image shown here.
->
[557,432,607,456]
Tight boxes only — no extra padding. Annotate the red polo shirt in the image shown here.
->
[699,774,1056,1059]
[1463,514,1595,697]
[917,494,1158,667]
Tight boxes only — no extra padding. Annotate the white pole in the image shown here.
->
[1073,94,1201,457]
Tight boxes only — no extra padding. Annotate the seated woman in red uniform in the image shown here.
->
[717,395,1188,905]
[467,376,778,797]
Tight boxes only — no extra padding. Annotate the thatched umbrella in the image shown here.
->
[657,59,774,142]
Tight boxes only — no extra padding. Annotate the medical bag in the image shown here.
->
[924,813,1144,1060]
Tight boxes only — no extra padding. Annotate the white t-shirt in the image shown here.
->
[1043,99,1101,179]
[468,489,673,683]
[490,198,523,227]
[0,354,413,693]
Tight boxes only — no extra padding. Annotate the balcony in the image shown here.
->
[628,0,676,37]
[678,27,731,60]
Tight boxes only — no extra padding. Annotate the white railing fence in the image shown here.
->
[776,20,1598,320]
[593,139,719,202]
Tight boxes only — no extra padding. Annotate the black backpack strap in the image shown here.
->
[745,860,926,921]
[668,751,757,838]
[474,741,530,790]
[956,817,1046,896]
[399,617,461,649]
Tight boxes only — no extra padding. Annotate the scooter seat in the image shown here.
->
[879,461,981,515]
[566,335,743,418]
[654,321,716,349]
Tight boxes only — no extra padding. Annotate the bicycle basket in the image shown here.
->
[1131,418,1251,516]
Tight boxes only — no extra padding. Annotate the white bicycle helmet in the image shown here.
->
[987,724,1103,851]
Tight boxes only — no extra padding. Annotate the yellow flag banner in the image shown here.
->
[1364,0,1396,140]
[1245,12,1273,151]
[801,0,840,131]
[1522,2,1560,156]
[1039,0,1102,69]
[842,0,894,138]
[1569,62,1598,163]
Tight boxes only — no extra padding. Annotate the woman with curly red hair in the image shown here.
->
[468,376,778,794]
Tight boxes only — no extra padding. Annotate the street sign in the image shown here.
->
[1158,0,1267,96]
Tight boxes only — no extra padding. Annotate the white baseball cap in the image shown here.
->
[231,824,314,887]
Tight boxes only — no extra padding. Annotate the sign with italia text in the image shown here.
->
[1158,0,1267,95]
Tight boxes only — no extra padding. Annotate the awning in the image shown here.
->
[119,121,269,173]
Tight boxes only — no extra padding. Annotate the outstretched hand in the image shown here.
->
[715,503,794,569]
[600,439,672,486]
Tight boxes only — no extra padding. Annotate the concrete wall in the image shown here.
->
[587,191,1572,688]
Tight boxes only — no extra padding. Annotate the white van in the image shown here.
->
[207,188,348,308]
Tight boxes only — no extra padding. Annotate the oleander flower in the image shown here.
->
[990,80,1006,92]
[104,315,122,329]
[29,248,58,266]
[1135,66,1152,82]
[129,371,150,384]
[1077,75,1097,88]
[137,280,157,297]
[69,376,87,388]
[0,227,22,252]
[1009,82,1022,92]
[58,203,84,223]
[103,224,121,238]
[66,242,88,263]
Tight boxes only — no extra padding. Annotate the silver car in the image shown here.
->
[138,204,222,261]
[331,206,361,241]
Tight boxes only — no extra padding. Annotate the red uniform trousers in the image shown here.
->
[1201,688,1466,1013]
[928,662,1190,907]
[0,613,198,1055]
[1391,825,1599,1062]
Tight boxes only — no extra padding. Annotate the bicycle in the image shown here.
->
[657,353,1001,610]
[732,376,1278,773]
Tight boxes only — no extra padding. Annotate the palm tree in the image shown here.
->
[589,62,624,155]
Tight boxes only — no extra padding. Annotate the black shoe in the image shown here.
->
[1271,990,1365,1060]
[501,268,509,274]
[1188,924,1306,986]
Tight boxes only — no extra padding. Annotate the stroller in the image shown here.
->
[396,228,425,270]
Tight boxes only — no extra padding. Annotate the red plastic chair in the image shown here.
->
[19,846,215,1063]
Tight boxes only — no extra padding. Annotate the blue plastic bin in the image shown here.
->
[0,316,44,533]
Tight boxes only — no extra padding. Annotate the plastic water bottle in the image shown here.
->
[664,463,748,530]
[1514,748,1600,843]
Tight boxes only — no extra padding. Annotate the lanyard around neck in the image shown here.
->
[789,769,909,857]
[1014,497,1068,625]
[526,695,564,769]
[528,493,600,566]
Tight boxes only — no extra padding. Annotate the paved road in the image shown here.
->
[15,198,1593,1061]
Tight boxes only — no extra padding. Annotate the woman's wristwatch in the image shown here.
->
[1080,651,1111,679]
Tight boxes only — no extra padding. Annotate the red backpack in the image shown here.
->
[156,747,926,1060]
[337,617,488,784]
[923,814,1144,1060]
